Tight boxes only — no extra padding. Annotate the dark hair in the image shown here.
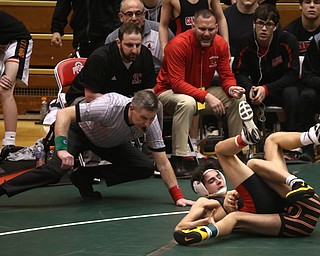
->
[253,4,280,25]
[190,158,221,191]
[194,9,215,21]
[118,23,141,41]
[131,89,158,112]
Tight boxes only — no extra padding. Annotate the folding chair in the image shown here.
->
[43,58,87,164]
[54,57,87,108]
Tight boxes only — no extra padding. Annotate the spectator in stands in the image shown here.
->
[159,0,229,55]
[106,0,174,73]
[284,0,320,161]
[0,90,194,207]
[154,9,245,177]
[0,10,33,161]
[66,23,156,107]
[232,4,300,132]
[224,0,259,56]
[159,0,229,156]
[299,32,320,161]
[284,0,320,55]
[222,0,276,5]
[50,0,121,57]
[143,0,162,21]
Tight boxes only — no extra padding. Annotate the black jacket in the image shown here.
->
[0,10,31,44]
[66,41,156,105]
[302,33,320,93]
[232,29,300,99]
[51,0,120,45]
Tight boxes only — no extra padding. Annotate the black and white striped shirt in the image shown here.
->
[76,93,165,150]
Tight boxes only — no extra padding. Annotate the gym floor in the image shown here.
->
[0,162,319,256]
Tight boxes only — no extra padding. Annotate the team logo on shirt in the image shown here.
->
[185,16,195,27]
[132,73,142,84]
[145,40,154,52]
[272,56,283,68]
[209,56,218,68]
[299,40,311,54]
[72,61,84,74]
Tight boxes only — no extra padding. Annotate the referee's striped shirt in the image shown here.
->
[76,93,165,151]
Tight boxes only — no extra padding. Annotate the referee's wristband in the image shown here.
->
[169,185,184,202]
[55,136,68,151]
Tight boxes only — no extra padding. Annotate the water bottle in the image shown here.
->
[39,96,48,124]
[46,145,55,162]
[35,145,46,167]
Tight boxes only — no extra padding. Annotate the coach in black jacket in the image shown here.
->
[66,23,156,106]
[232,4,300,132]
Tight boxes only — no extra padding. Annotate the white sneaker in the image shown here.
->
[308,123,320,145]
[239,101,261,145]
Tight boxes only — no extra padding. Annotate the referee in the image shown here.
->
[0,90,194,207]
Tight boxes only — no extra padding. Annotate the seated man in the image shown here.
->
[232,4,300,132]
[154,9,245,176]
[173,101,319,245]
[106,0,174,73]
[224,0,259,57]
[284,0,320,56]
[299,32,320,161]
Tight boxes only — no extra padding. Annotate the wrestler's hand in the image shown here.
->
[57,150,74,170]
[176,198,195,207]
[223,190,239,213]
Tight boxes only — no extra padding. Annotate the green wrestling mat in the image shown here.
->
[0,163,319,256]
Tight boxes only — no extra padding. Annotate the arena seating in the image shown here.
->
[0,0,302,116]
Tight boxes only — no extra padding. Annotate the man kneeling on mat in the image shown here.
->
[174,101,320,245]
[0,90,194,207]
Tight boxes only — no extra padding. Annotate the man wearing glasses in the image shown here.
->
[232,4,300,133]
[106,0,174,73]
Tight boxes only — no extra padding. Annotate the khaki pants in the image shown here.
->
[159,87,244,156]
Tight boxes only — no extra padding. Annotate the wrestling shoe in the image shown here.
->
[286,182,315,204]
[173,226,209,246]
[239,101,261,145]
[307,123,320,145]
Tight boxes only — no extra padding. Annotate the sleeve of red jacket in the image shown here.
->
[215,37,237,95]
[163,42,208,102]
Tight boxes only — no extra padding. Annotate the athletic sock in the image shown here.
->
[204,224,219,239]
[2,131,16,146]
[286,175,304,188]
[235,135,247,148]
[300,132,313,146]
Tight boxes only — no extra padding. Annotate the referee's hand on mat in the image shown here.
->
[57,150,74,170]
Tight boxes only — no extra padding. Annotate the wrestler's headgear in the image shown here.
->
[192,169,227,197]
